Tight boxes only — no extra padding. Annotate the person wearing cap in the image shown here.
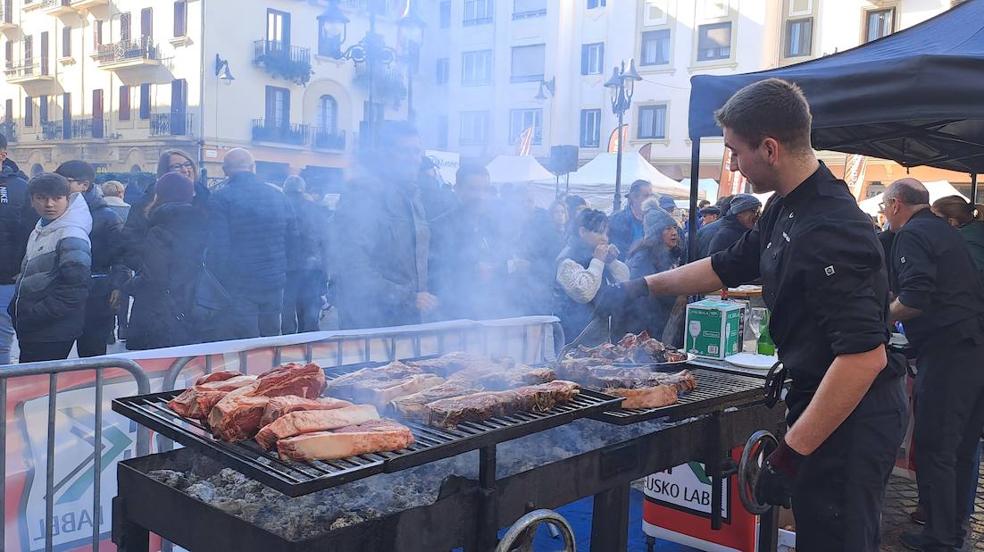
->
[694,195,733,258]
[54,160,125,357]
[699,206,721,227]
[608,180,654,261]
[123,172,208,350]
[705,193,762,256]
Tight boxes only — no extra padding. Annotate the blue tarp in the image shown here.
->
[688,0,984,173]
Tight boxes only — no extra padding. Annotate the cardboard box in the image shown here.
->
[685,299,745,359]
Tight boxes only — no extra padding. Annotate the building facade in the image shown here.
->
[0,0,411,188]
[415,0,969,193]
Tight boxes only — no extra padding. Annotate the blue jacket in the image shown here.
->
[0,159,33,283]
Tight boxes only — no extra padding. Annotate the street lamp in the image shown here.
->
[398,4,425,122]
[605,59,641,212]
[319,0,398,148]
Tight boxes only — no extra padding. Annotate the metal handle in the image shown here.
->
[496,509,576,552]
[738,430,780,515]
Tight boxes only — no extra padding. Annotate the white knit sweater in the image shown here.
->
[556,258,630,304]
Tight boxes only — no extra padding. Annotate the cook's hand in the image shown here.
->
[754,440,805,509]
[415,292,440,313]
[109,290,122,310]
[593,244,609,262]
[605,245,620,264]
[593,278,650,316]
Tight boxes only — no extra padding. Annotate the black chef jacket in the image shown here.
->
[711,163,900,423]
[891,208,984,350]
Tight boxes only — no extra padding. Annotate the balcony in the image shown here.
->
[311,128,346,151]
[70,118,104,139]
[0,121,16,144]
[150,112,194,137]
[252,40,312,85]
[40,120,62,141]
[251,119,308,146]
[93,37,168,83]
[70,0,109,9]
[40,0,74,16]
[3,62,58,94]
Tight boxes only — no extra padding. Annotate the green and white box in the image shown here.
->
[685,299,745,359]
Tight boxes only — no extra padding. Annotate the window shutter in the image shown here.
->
[581,44,588,75]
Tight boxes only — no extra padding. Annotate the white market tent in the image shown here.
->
[531,151,689,212]
[857,180,967,216]
[485,155,555,184]
[678,178,721,203]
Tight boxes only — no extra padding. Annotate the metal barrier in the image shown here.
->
[0,357,152,552]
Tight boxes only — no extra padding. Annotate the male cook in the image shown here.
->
[605,78,908,551]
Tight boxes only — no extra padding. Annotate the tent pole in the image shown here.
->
[971,173,978,205]
[687,139,701,263]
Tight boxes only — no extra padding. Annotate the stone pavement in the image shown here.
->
[880,467,984,551]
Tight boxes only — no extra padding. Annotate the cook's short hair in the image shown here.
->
[715,78,813,153]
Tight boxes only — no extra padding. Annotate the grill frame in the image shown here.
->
[112,386,622,497]
[587,367,767,425]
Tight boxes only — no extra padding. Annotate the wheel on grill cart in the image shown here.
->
[496,509,576,552]
[738,430,780,515]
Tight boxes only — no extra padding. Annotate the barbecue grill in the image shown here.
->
[113,344,784,551]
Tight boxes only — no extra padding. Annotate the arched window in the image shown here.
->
[317,95,338,134]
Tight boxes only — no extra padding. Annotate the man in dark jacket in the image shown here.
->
[608,180,653,260]
[0,141,33,365]
[55,160,125,357]
[332,121,437,329]
[281,176,327,334]
[706,193,761,256]
[207,148,294,339]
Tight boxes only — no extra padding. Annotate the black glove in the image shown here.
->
[754,440,805,509]
[593,278,650,316]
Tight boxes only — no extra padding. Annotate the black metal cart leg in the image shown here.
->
[112,497,150,552]
[590,483,630,552]
[757,507,779,552]
[474,445,499,552]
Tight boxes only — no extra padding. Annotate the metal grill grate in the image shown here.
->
[589,368,766,425]
[113,386,621,497]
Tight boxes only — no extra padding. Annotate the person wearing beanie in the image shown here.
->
[706,193,762,256]
[54,160,125,357]
[123,172,208,350]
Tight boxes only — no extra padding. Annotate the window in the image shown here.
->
[4,99,11,124]
[463,0,493,25]
[788,0,812,16]
[119,85,131,121]
[94,20,103,47]
[643,0,669,26]
[640,29,671,66]
[513,0,546,19]
[785,17,813,57]
[509,108,542,145]
[587,0,606,8]
[318,95,337,132]
[267,9,290,46]
[581,42,604,75]
[120,12,131,43]
[39,95,47,124]
[39,32,48,75]
[437,115,449,149]
[24,97,32,128]
[139,83,151,119]
[510,44,545,83]
[865,8,894,42]
[436,58,449,85]
[638,105,667,139]
[459,111,489,145]
[174,1,187,37]
[697,22,732,61]
[4,41,11,69]
[580,109,601,148]
[439,1,451,28]
[265,86,290,127]
[92,89,104,138]
[461,50,492,86]
[61,26,71,58]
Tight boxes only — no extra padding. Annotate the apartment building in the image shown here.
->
[416,0,967,187]
[0,0,410,186]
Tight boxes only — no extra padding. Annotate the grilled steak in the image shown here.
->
[260,396,353,427]
[446,364,556,390]
[348,374,446,408]
[208,363,330,441]
[256,405,381,450]
[194,370,240,385]
[276,419,415,462]
[556,363,697,408]
[605,386,680,409]
[389,381,484,421]
[324,361,424,397]
[564,331,687,364]
[408,352,502,376]
[424,380,580,428]
[167,375,258,419]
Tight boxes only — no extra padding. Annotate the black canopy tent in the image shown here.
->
[685,0,984,259]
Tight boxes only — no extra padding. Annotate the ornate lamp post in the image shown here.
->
[604,59,641,212]
[318,0,398,148]
[398,5,425,123]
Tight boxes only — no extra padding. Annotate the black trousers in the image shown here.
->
[18,340,75,363]
[792,375,908,552]
[913,328,984,551]
[77,289,114,357]
[281,270,323,334]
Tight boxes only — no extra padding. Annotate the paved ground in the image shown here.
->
[880,467,984,551]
